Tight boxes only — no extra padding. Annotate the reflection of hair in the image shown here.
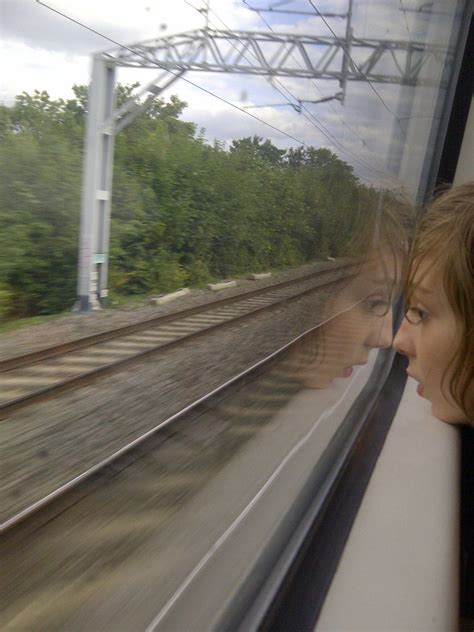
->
[349,187,412,254]
[332,186,412,308]
[292,188,413,376]
[405,182,474,421]
[348,187,414,300]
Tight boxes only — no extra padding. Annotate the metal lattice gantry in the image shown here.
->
[104,28,447,86]
[76,24,450,312]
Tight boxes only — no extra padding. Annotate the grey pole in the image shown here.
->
[76,54,116,312]
[75,65,184,313]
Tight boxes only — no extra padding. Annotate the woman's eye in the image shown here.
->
[365,296,390,316]
[405,306,429,324]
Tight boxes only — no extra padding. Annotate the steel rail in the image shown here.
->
[0,283,362,534]
[0,266,354,420]
[0,262,352,373]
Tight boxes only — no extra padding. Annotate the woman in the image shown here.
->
[292,188,411,389]
[393,182,474,424]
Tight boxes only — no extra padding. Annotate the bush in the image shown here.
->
[186,259,212,286]
[154,258,188,293]
[0,284,13,322]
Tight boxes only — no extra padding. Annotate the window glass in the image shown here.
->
[0,1,467,629]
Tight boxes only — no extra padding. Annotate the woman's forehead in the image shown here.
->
[409,257,452,310]
[411,256,444,288]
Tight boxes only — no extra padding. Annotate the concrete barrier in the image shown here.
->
[207,280,237,291]
[149,288,191,305]
[248,272,272,280]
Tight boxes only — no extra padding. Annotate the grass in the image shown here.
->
[0,312,68,336]
[0,291,159,336]
[0,260,327,337]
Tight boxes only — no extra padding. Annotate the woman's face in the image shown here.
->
[294,255,396,389]
[393,258,465,423]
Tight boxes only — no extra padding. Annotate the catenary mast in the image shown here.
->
[76,1,446,311]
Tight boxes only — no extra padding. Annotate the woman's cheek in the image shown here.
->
[429,372,467,424]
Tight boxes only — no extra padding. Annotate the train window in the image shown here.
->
[0,0,471,630]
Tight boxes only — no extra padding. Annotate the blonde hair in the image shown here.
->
[292,188,412,374]
[345,186,414,305]
[405,182,474,421]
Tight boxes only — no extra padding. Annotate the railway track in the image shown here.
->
[0,262,354,420]
[1,256,386,632]
[0,347,312,629]
[1,261,357,534]
[0,315,306,533]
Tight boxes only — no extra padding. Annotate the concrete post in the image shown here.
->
[76,55,116,311]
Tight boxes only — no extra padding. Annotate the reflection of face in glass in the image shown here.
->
[292,253,398,389]
[393,259,467,423]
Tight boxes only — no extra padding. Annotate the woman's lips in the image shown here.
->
[407,370,425,396]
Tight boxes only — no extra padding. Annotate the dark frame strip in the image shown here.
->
[255,352,407,632]
[422,0,474,198]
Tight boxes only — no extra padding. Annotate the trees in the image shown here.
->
[0,86,369,322]
[0,93,81,319]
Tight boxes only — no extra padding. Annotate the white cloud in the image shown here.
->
[1,0,458,191]
[1,39,90,103]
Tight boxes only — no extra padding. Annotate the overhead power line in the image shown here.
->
[36,0,399,186]
[35,0,307,147]
[205,4,368,175]
[399,0,413,41]
[241,1,391,179]
[216,4,395,180]
[243,0,347,18]
[308,0,405,133]
[181,1,393,181]
[37,1,402,184]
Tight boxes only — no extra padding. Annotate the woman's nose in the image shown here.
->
[393,317,415,357]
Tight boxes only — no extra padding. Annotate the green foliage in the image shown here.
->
[0,92,80,317]
[0,283,14,322]
[0,85,375,321]
[186,259,212,286]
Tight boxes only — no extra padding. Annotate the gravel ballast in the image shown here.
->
[0,260,344,362]
[1,262,349,523]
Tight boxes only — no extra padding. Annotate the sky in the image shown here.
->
[0,0,458,187]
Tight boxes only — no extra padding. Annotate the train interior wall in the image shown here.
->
[316,22,474,629]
